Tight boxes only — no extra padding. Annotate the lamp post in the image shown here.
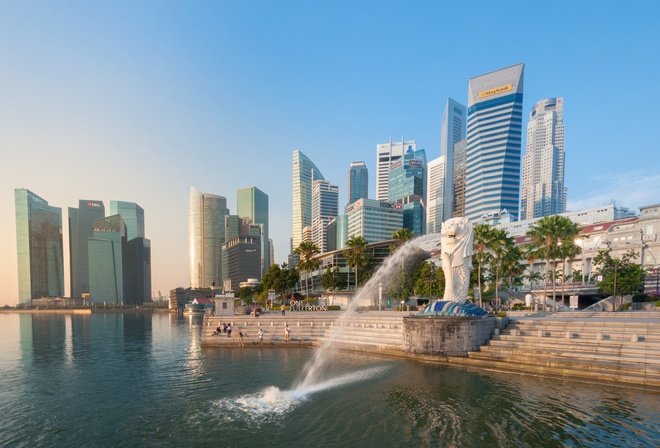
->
[612,259,618,313]
[378,281,383,311]
[575,238,586,285]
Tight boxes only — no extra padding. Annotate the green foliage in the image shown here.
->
[320,265,347,293]
[294,241,321,297]
[594,249,645,298]
[343,236,372,289]
[390,228,414,252]
[414,260,445,298]
[262,263,299,297]
[327,305,341,311]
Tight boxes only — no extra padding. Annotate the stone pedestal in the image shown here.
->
[403,316,496,358]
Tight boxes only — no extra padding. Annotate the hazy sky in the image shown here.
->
[2,1,659,306]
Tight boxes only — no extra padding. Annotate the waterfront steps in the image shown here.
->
[200,312,405,351]
[452,312,660,389]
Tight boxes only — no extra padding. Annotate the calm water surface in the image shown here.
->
[0,312,658,447]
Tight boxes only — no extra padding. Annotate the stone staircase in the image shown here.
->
[201,311,405,352]
[451,312,660,389]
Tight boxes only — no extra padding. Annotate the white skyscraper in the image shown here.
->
[439,98,466,223]
[292,150,325,251]
[520,98,566,220]
[311,179,339,252]
[189,186,227,289]
[426,155,447,234]
[376,137,416,201]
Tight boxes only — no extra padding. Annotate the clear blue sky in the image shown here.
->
[2,0,659,306]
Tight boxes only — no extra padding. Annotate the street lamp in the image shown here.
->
[378,281,383,311]
[575,238,586,285]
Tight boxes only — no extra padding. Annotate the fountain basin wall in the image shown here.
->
[403,316,496,358]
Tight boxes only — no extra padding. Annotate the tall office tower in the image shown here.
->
[311,179,339,252]
[292,150,325,251]
[376,137,417,201]
[426,156,447,234]
[520,98,566,220]
[222,216,263,291]
[452,139,468,218]
[69,199,105,298]
[346,199,403,243]
[388,148,426,236]
[440,98,467,222]
[88,215,126,303]
[347,161,368,205]
[14,189,64,303]
[465,63,524,222]
[237,186,270,273]
[109,201,144,240]
[189,186,227,289]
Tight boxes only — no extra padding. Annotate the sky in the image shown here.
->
[1,0,660,306]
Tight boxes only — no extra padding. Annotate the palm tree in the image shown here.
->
[526,215,580,311]
[343,236,369,290]
[390,228,414,252]
[294,241,320,298]
[473,224,496,308]
[487,228,515,304]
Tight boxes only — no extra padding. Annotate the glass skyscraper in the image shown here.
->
[440,98,466,222]
[292,150,325,251]
[110,200,145,240]
[388,148,427,236]
[312,179,339,252]
[520,98,566,220]
[14,189,64,303]
[376,138,416,201]
[347,161,368,205]
[88,215,126,304]
[465,63,524,222]
[189,186,227,289]
[237,186,270,273]
[68,199,105,298]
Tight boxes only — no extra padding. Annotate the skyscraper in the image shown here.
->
[110,201,145,240]
[426,155,447,234]
[292,150,325,251]
[465,63,524,222]
[452,139,468,218]
[440,98,467,222]
[347,161,368,205]
[388,148,426,236]
[376,138,416,201]
[237,186,270,273]
[14,189,64,303]
[520,98,566,220]
[311,179,339,252]
[189,186,227,289]
[88,215,126,303]
[69,199,105,298]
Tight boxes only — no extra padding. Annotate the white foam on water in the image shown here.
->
[212,365,389,422]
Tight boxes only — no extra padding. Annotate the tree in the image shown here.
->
[414,260,445,298]
[294,241,321,298]
[262,263,299,299]
[320,265,347,305]
[390,228,414,252]
[485,228,515,304]
[526,215,580,311]
[473,224,497,307]
[594,248,645,310]
[343,236,371,290]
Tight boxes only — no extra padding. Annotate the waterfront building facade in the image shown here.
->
[465,63,525,222]
[68,199,105,298]
[189,186,227,289]
[14,189,64,303]
[452,139,468,218]
[312,179,339,253]
[440,98,467,222]
[376,138,416,201]
[347,161,368,205]
[520,98,566,220]
[88,215,126,304]
[237,186,270,273]
[292,150,325,251]
[346,198,403,243]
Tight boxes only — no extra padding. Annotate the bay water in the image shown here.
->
[0,312,658,447]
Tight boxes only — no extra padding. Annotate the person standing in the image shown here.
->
[281,304,286,316]
[227,323,232,337]
[284,324,290,342]
[237,328,244,347]
[258,328,264,346]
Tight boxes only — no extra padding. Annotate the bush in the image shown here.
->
[632,294,652,303]
[489,311,507,317]
[327,305,341,311]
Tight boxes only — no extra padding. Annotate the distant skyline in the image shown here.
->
[2,1,660,306]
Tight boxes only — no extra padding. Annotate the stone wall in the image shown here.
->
[403,316,496,358]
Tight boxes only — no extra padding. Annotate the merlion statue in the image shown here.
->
[440,217,473,304]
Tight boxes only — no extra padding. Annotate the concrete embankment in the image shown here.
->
[202,310,660,389]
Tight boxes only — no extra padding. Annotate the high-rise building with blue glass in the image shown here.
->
[465,63,524,222]
[388,148,427,236]
[347,161,368,205]
[292,150,325,251]
[110,201,145,240]
[69,199,105,298]
[14,189,64,303]
[88,215,126,304]
[237,186,270,274]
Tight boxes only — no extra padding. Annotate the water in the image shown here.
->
[1,312,659,447]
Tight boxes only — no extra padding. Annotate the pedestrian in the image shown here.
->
[227,323,232,337]
[281,304,286,316]
[237,328,244,347]
[284,323,290,342]
[258,328,264,346]
[213,324,222,336]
